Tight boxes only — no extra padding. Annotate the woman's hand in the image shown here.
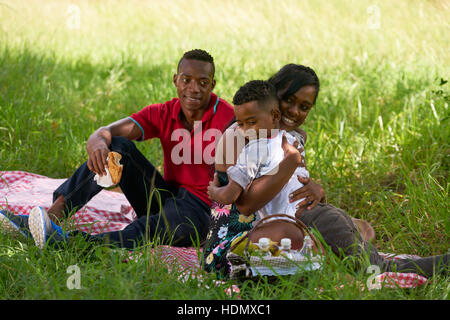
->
[290,177,326,218]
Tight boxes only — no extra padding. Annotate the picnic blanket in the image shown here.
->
[0,170,428,291]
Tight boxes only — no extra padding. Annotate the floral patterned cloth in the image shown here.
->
[201,171,256,278]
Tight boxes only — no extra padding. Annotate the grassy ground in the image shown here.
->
[0,0,449,300]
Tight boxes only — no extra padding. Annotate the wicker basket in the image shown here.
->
[227,214,325,279]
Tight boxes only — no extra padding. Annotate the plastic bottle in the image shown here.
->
[280,238,293,259]
[301,235,313,256]
[258,237,271,256]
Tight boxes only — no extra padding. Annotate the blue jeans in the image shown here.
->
[54,137,211,248]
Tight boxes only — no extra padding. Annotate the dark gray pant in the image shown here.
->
[299,203,448,278]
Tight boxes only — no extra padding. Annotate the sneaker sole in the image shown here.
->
[29,207,47,249]
[0,212,22,237]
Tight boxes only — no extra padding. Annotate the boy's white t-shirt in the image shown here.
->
[226,130,309,219]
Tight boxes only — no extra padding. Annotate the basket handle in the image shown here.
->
[230,213,323,254]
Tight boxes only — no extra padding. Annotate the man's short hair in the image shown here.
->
[232,80,278,111]
[177,49,215,77]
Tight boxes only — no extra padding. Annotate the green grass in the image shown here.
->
[0,0,449,299]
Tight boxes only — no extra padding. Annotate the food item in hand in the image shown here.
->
[107,151,123,185]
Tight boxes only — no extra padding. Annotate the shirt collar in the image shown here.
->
[171,92,219,123]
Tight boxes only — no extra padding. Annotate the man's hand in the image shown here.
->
[86,131,111,176]
[85,118,142,176]
[291,177,326,218]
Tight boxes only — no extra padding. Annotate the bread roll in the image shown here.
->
[108,151,123,185]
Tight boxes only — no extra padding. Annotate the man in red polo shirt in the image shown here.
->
[27,49,235,249]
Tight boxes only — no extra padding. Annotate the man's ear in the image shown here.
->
[173,73,178,87]
[211,78,216,91]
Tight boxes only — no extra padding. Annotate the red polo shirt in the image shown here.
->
[129,92,234,206]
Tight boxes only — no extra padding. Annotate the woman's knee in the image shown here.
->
[299,204,360,255]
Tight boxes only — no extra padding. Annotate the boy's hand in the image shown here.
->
[291,177,326,218]
[281,134,305,167]
[207,173,221,201]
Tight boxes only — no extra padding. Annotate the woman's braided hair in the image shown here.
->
[268,64,320,103]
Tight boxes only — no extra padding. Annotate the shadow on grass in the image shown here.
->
[0,44,174,177]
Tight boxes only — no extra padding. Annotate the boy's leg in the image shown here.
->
[52,136,173,219]
[299,203,448,278]
[77,187,211,249]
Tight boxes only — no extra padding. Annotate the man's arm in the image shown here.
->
[86,118,142,175]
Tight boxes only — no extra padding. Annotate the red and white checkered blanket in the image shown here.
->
[0,170,137,234]
[0,171,428,291]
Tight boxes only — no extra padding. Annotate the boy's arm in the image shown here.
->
[207,174,243,205]
[210,136,263,206]
[234,134,304,216]
[235,153,301,215]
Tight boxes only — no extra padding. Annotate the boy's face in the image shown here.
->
[234,101,280,139]
[279,85,316,131]
[173,59,216,113]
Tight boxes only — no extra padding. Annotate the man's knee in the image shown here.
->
[110,136,136,154]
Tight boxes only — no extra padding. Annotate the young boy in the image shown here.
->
[207,80,308,219]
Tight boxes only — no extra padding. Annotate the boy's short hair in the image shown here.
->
[232,80,278,111]
[177,49,215,77]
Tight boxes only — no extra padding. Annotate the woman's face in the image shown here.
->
[279,85,317,131]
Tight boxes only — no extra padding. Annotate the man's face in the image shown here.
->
[173,59,216,112]
[234,101,280,140]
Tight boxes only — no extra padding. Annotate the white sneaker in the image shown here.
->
[0,209,31,238]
